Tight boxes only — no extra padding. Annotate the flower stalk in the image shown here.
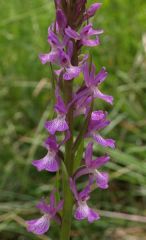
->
[26,1,115,239]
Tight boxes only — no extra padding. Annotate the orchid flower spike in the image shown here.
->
[28,1,116,238]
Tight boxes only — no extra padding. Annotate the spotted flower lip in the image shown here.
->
[32,151,60,172]
[26,190,64,235]
[70,178,100,222]
[65,23,103,47]
[32,136,60,172]
[45,89,69,135]
[27,215,50,235]
[45,115,69,135]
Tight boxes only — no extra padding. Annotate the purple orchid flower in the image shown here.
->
[39,29,64,65]
[65,23,103,47]
[74,95,92,117]
[71,62,113,108]
[74,142,110,189]
[83,3,102,21]
[39,28,81,80]
[70,178,100,222]
[86,111,115,148]
[45,88,69,135]
[32,135,60,172]
[83,62,113,104]
[26,190,64,235]
[55,49,81,80]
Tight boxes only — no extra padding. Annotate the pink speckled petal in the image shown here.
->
[27,215,50,235]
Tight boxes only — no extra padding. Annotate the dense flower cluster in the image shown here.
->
[26,0,115,236]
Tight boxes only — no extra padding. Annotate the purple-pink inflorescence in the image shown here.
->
[26,0,115,236]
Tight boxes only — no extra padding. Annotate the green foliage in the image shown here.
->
[0,0,146,239]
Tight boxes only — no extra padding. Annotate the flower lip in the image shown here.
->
[94,171,109,189]
[26,193,64,235]
[27,214,51,235]
[45,115,69,135]
[32,151,60,172]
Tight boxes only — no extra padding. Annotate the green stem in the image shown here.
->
[60,37,78,240]
[60,182,73,240]
[60,80,74,240]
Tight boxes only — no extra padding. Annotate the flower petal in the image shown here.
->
[88,208,100,222]
[45,116,69,135]
[58,49,70,67]
[56,9,67,32]
[27,215,50,235]
[85,142,93,166]
[37,199,51,214]
[91,110,106,121]
[70,178,79,201]
[56,199,64,212]
[95,172,109,189]
[84,3,102,20]
[83,62,90,87]
[74,202,89,220]
[48,29,62,48]
[63,66,81,80]
[49,189,56,209]
[94,67,108,85]
[65,26,80,40]
[66,40,74,58]
[55,88,67,114]
[44,136,58,151]
[93,134,115,148]
[39,51,58,64]
[78,184,91,200]
[74,96,92,117]
[82,37,100,47]
[32,154,60,172]
[90,155,110,169]
[80,24,93,36]
[93,87,113,104]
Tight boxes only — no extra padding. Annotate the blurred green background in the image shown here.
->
[0,0,146,239]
